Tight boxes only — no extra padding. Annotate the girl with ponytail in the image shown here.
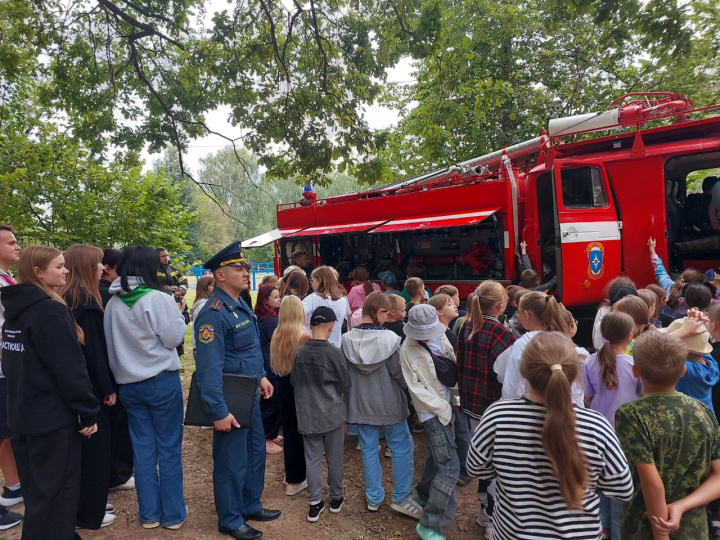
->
[457,281,516,423]
[649,237,717,319]
[581,311,641,540]
[456,281,515,531]
[495,292,587,406]
[467,332,633,539]
[347,266,381,312]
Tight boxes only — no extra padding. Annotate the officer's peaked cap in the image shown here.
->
[203,242,252,272]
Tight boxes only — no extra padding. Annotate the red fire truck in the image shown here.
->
[243,92,720,336]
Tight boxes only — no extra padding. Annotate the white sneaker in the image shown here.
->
[106,503,115,513]
[286,480,308,496]
[164,506,188,530]
[101,513,116,528]
[390,495,423,520]
[109,477,135,492]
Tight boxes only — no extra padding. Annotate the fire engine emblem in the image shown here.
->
[586,242,605,280]
[198,324,215,344]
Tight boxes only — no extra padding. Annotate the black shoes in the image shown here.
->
[0,486,22,507]
[0,507,22,530]
[242,508,281,522]
[307,501,325,523]
[219,523,263,540]
[330,497,344,514]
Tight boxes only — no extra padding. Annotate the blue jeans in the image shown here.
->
[415,415,459,537]
[454,408,470,476]
[600,493,621,539]
[119,371,186,527]
[357,421,414,506]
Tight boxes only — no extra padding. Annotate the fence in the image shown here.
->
[189,262,274,291]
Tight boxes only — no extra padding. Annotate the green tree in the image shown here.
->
[166,145,362,262]
[0,125,195,252]
[1,0,426,186]
[381,0,720,176]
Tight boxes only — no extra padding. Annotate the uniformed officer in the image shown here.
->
[194,242,280,540]
[156,247,190,354]
[155,247,190,297]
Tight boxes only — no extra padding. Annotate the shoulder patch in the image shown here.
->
[198,324,215,344]
[209,297,225,311]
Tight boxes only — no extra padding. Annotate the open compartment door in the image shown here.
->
[369,209,499,234]
[553,161,622,305]
[285,220,388,236]
[241,227,308,248]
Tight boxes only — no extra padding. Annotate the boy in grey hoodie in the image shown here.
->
[293,307,352,523]
[341,292,423,520]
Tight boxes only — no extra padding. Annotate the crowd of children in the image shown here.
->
[278,237,720,540]
[5,224,720,539]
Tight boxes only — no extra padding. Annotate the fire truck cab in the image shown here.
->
[243,92,720,338]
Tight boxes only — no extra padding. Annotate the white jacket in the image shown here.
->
[399,334,459,426]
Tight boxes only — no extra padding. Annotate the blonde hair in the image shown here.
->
[612,295,653,338]
[434,284,459,298]
[61,244,104,311]
[18,245,84,343]
[270,296,309,376]
[520,332,587,509]
[388,294,405,311]
[312,266,346,301]
[636,289,656,319]
[428,293,452,312]
[633,330,688,386]
[646,283,666,315]
[518,292,569,333]
[467,281,508,339]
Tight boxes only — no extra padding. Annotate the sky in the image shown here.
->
[141,0,417,173]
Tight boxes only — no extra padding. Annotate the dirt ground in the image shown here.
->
[0,288,487,540]
[0,421,487,540]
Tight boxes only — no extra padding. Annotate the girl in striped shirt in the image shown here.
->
[467,332,633,539]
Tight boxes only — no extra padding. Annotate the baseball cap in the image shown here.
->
[609,285,638,305]
[310,306,337,326]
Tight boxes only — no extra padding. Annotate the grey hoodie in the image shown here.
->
[104,277,187,384]
[341,326,408,425]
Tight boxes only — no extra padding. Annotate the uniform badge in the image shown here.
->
[233,312,239,318]
[198,324,215,344]
[586,242,605,280]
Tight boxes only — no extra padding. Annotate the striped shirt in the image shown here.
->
[467,398,633,539]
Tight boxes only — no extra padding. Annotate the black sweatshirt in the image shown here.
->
[1,284,99,435]
[67,292,116,400]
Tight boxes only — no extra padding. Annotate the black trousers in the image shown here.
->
[13,425,83,540]
[274,376,305,484]
[261,388,282,441]
[108,399,134,488]
[77,405,111,529]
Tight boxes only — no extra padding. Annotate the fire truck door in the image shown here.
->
[553,161,622,305]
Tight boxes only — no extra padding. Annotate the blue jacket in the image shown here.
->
[676,354,720,413]
[194,287,266,421]
[257,316,278,380]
